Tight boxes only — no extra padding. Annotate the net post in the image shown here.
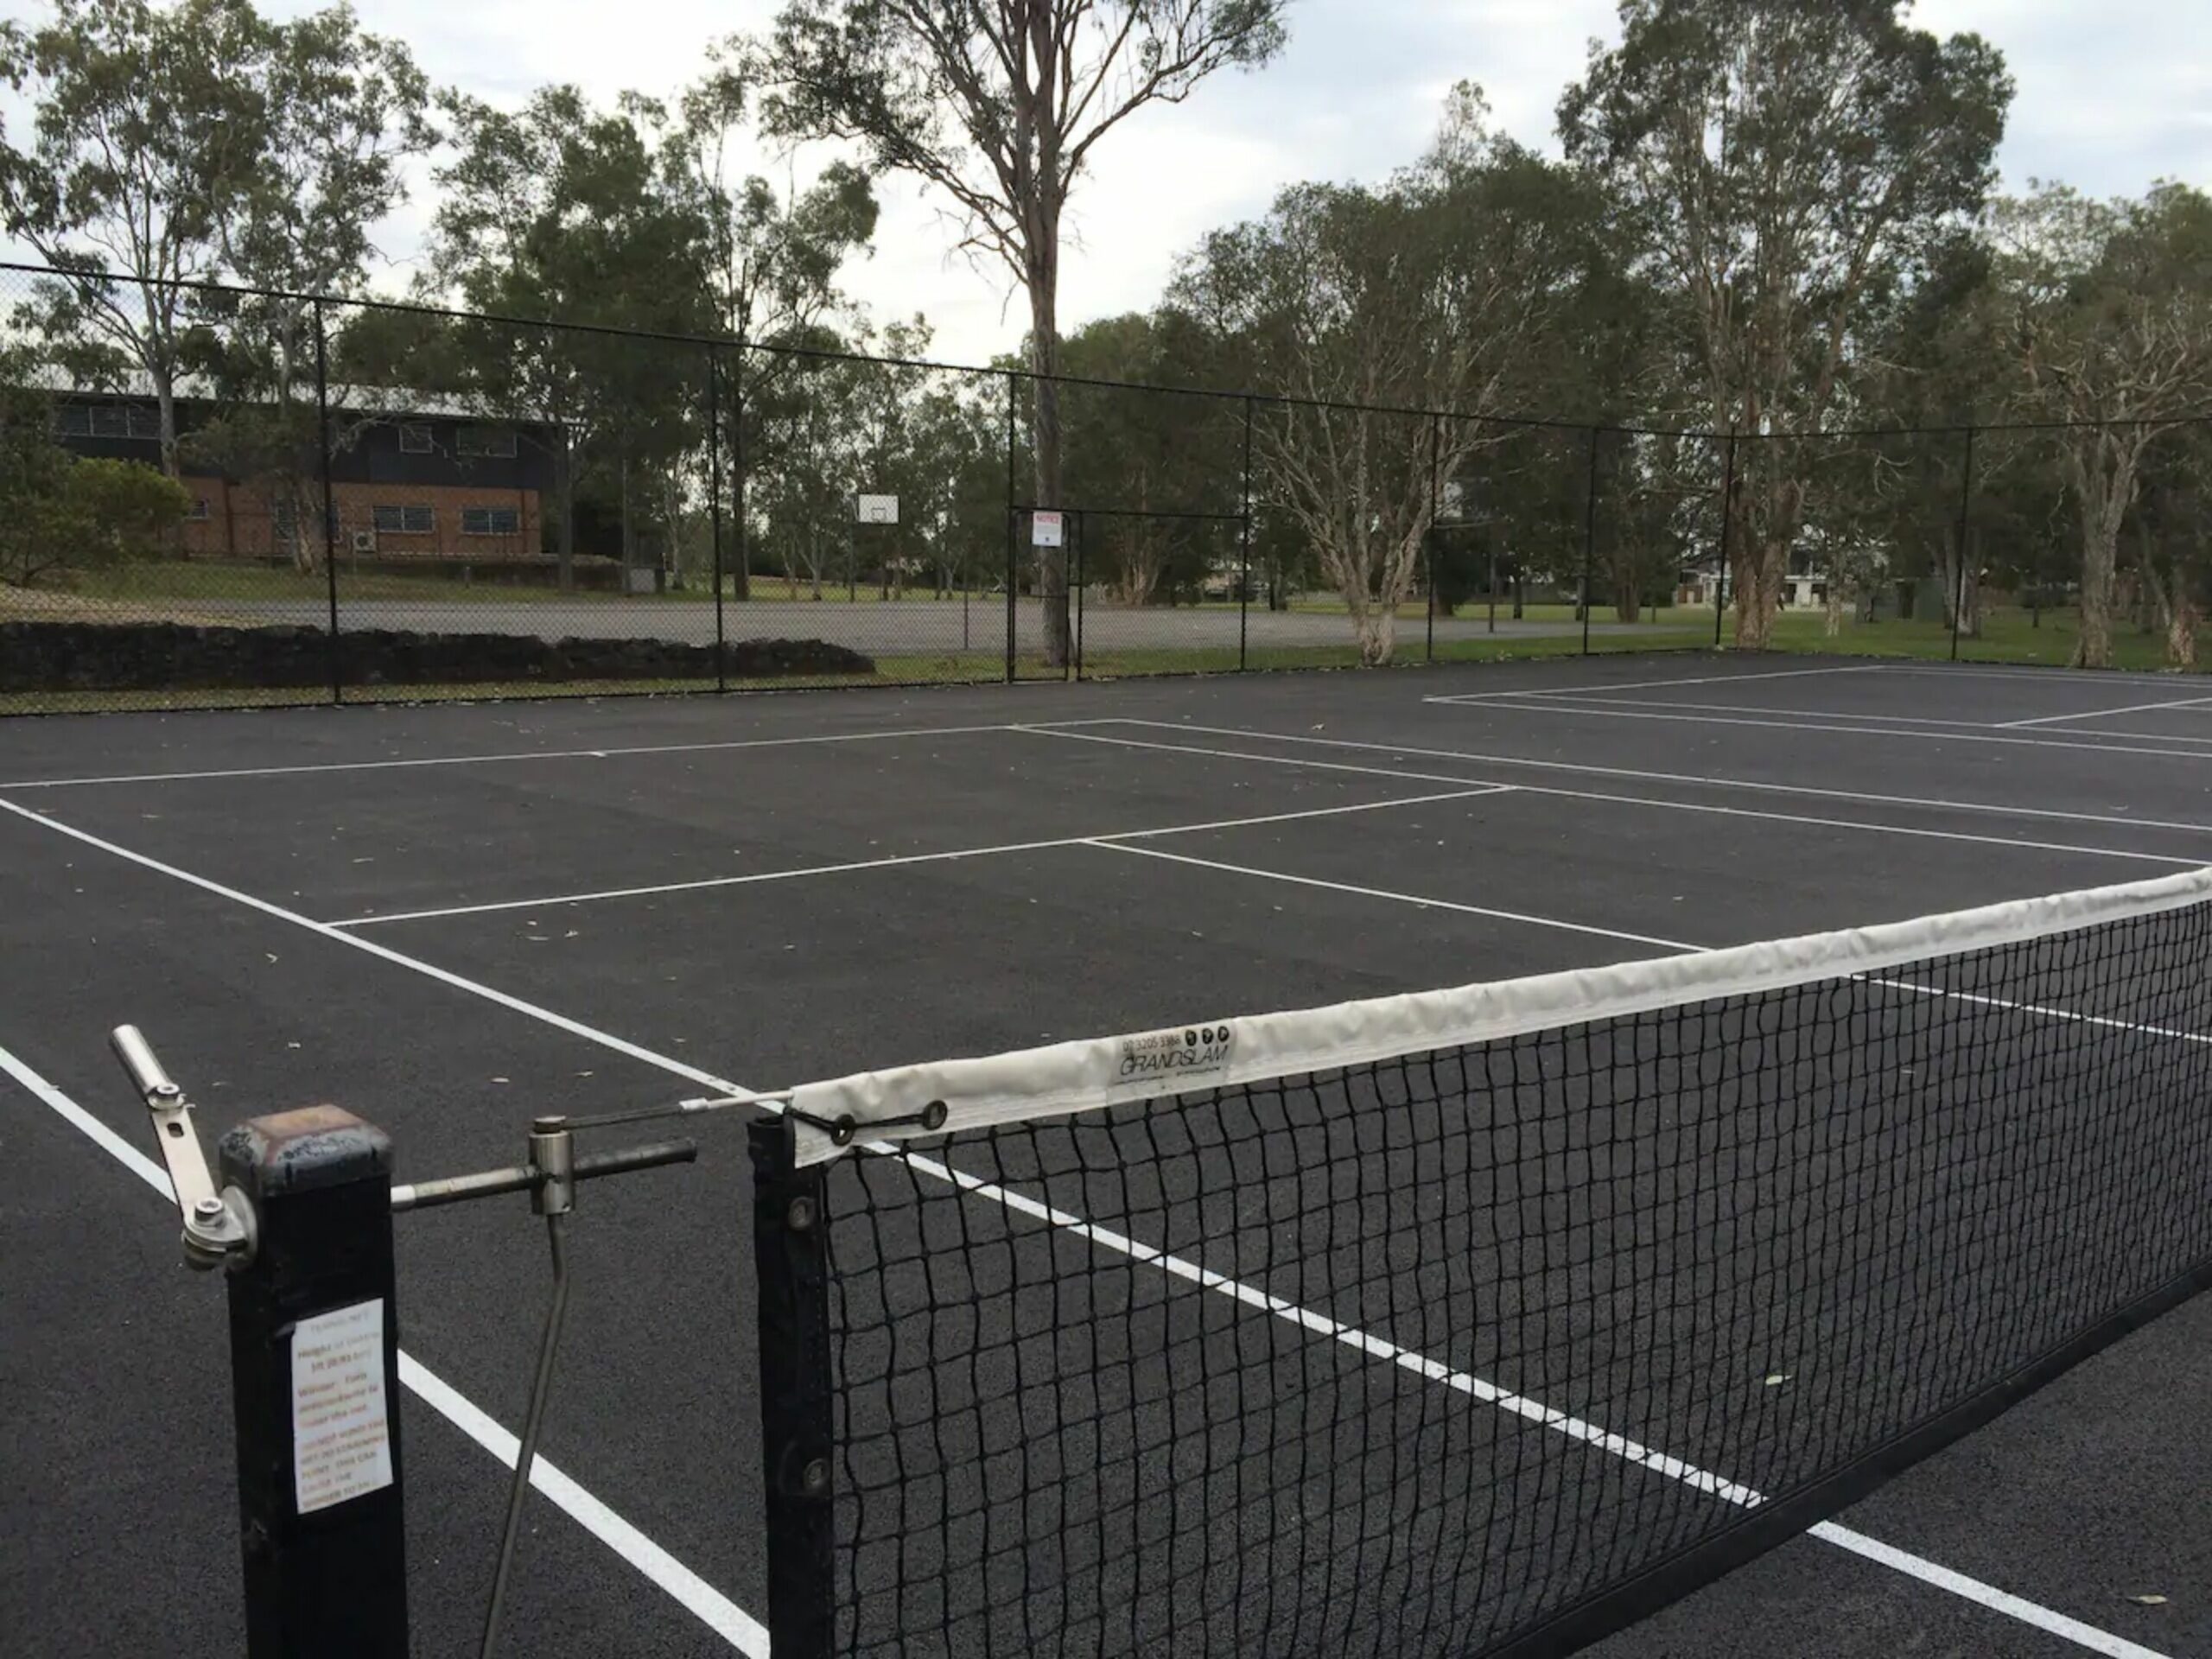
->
[219,1106,406,1657]
[748,1114,836,1659]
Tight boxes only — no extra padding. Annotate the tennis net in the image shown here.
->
[748,868,2212,1658]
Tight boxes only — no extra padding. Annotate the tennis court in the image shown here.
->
[3,652,2209,1658]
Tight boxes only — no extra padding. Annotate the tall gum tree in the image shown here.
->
[760,0,1289,664]
[1560,0,2010,649]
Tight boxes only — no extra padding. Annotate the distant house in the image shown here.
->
[44,382,576,573]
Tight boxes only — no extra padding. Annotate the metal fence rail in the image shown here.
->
[5,260,2208,716]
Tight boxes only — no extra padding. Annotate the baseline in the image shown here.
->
[1077,719,2212,841]
[0,718,1031,792]
[1023,728,2202,869]
[1421,695,2212,763]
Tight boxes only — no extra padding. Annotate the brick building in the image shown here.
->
[48,385,589,578]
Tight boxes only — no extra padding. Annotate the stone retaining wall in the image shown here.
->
[0,620,874,692]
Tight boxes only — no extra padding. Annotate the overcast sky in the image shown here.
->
[3,0,2207,365]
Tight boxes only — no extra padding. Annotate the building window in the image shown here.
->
[398,423,434,454]
[461,506,521,536]
[455,424,518,459]
[372,504,435,535]
[48,403,158,440]
[186,497,211,522]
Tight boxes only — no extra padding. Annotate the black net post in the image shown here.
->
[218,1106,406,1658]
[1580,424,1600,655]
[708,346,727,693]
[1714,430,1737,648]
[314,300,341,707]
[1239,395,1254,671]
[1951,423,1978,662]
[1004,372,1019,684]
[748,1115,836,1659]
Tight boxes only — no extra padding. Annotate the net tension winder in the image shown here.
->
[109,1024,760,1659]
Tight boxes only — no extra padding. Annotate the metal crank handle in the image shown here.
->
[109,1026,253,1270]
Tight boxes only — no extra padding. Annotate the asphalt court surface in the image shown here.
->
[4,652,2210,1657]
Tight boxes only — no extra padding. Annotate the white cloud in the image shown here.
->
[3,0,2206,366]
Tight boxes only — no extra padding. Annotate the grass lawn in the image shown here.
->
[52,563,1007,607]
[1752,607,2201,672]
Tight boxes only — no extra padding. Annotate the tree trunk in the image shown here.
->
[1616,576,1641,625]
[1354,604,1395,666]
[1027,238,1070,667]
[2073,488,2122,670]
[2171,568,2199,670]
[151,363,181,481]
[1732,533,1783,651]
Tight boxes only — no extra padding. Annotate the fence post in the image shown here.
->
[1004,372,1018,683]
[1714,431,1737,649]
[1580,425,1600,657]
[1427,413,1440,664]
[1239,396,1254,672]
[734,343,753,608]
[1951,423,1978,663]
[749,1116,836,1659]
[314,300,341,707]
[221,1106,408,1657]
[1073,511,1085,681]
[708,346,727,693]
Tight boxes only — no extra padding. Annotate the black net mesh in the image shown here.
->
[803,899,2212,1657]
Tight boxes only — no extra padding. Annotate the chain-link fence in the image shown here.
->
[6,260,2210,715]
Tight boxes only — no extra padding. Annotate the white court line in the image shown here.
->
[327,787,1516,929]
[1471,691,2191,734]
[0,798,747,1096]
[2002,696,2212,728]
[1879,661,2209,686]
[1090,839,1698,950]
[1484,689,2212,742]
[1807,1523,2174,1659]
[0,800,2174,1657]
[1424,694,2212,762]
[896,1141,2177,1659]
[0,1039,768,1659]
[1093,719,2212,839]
[1089,839,2212,1050]
[1438,663,1893,699]
[1027,728,2201,869]
[0,719,1027,791]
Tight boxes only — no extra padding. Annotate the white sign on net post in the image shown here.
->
[290,1299,394,1514]
[855,493,899,524]
[1031,510,1065,548]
